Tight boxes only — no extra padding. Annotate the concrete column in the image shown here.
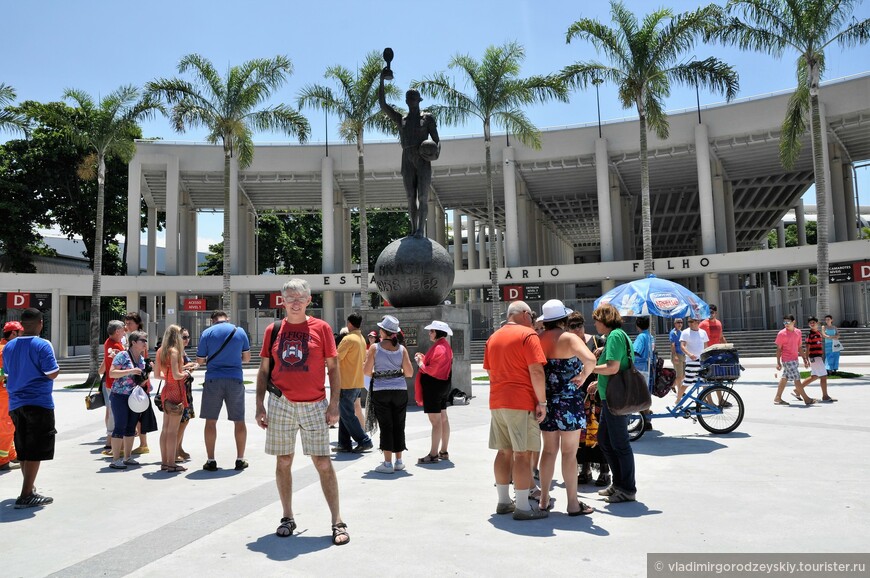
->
[126,156,142,276]
[427,193,437,241]
[229,157,240,275]
[795,201,811,287]
[51,290,69,358]
[844,165,858,241]
[452,210,464,305]
[247,211,257,275]
[165,290,178,328]
[478,222,487,270]
[776,223,788,287]
[526,197,538,266]
[695,124,716,254]
[165,156,180,276]
[187,208,198,275]
[609,172,623,260]
[467,217,477,303]
[595,138,613,261]
[146,295,157,343]
[502,147,520,266]
[321,157,336,326]
[147,207,157,276]
[712,160,727,252]
[516,187,530,265]
[178,202,188,275]
[50,289,62,357]
[829,145,848,242]
[535,210,544,265]
[724,181,738,290]
[621,197,635,260]
[495,227,504,269]
[126,291,139,316]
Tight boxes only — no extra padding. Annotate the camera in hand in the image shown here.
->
[133,358,153,385]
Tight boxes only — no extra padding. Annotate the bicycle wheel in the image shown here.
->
[627,412,645,441]
[695,385,744,434]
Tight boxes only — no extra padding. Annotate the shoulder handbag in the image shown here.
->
[85,376,105,410]
[364,345,379,434]
[831,339,844,353]
[606,332,652,416]
[153,380,164,412]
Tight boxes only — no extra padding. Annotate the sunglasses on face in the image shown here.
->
[783,320,792,325]
[568,323,582,329]
[182,335,190,339]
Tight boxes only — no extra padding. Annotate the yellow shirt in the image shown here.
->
[337,330,366,390]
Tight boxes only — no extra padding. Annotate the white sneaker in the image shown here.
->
[374,462,394,474]
[394,461,405,471]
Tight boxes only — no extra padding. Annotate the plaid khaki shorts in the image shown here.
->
[265,395,330,456]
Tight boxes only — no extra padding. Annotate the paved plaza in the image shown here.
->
[2,356,869,577]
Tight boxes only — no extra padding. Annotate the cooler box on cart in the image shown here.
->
[699,344,743,381]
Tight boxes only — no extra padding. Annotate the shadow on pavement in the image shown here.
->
[487,510,610,536]
[247,532,331,561]
[631,433,729,456]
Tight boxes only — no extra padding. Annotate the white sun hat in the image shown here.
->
[539,299,573,322]
[423,320,453,336]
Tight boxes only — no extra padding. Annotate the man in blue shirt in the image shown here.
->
[669,319,685,398]
[632,316,655,431]
[4,308,59,509]
[196,310,251,472]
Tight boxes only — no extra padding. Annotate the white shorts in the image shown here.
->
[809,358,827,377]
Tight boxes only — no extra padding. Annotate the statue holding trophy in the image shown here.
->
[379,47,441,239]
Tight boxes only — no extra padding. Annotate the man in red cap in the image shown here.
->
[0,320,24,470]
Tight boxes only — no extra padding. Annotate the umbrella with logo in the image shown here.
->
[594,274,710,319]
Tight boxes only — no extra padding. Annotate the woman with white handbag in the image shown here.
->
[108,330,150,470]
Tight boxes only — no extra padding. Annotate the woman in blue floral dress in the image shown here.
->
[537,300,597,516]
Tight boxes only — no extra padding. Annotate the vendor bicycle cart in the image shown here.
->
[628,344,745,440]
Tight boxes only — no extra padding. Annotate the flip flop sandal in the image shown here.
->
[805,398,818,406]
[790,391,802,401]
[331,522,350,546]
[773,400,790,406]
[568,501,595,516]
[276,517,296,537]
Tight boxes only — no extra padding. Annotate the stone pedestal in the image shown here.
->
[361,305,471,404]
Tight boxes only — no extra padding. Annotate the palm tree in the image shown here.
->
[718,0,870,317]
[414,42,567,331]
[62,85,161,381]
[562,1,738,276]
[0,83,28,135]
[297,50,399,310]
[147,54,310,311]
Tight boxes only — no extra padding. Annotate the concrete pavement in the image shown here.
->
[2,357,869,577]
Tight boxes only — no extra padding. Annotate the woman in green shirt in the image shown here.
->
[590,304,637,503]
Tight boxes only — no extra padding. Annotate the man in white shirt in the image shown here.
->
[679,318,709,400]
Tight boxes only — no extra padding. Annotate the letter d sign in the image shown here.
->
[8,293,29,309]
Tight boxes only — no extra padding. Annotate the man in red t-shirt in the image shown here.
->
[483,300,548,521]
[698,304,726,345]
[255,279,348,545]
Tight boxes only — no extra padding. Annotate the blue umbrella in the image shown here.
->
[594,275,711,319]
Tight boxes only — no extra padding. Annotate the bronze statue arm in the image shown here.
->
[379,71,402,125]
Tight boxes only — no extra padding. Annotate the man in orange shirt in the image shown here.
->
[483,301,548,520]
[0,321,24,470]
[699,305,726,345]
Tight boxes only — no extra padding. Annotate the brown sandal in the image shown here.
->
[276,517,296,537]
[418,454,440,464]
[331,522,350,545]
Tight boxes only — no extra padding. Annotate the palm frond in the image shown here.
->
[779,72,809,169]
[493,108,541,149]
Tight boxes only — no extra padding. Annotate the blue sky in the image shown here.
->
[5,0,869,249]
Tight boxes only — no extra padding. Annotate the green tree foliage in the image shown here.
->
[0,101,136,273]
[147,54,310,311]
[563,1,738,277]
[0,83,28,136]
[351,209,410,270]
[415,42,567,330]
[719,0,870,316]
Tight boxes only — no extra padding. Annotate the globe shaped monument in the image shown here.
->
[374,236,454,307]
